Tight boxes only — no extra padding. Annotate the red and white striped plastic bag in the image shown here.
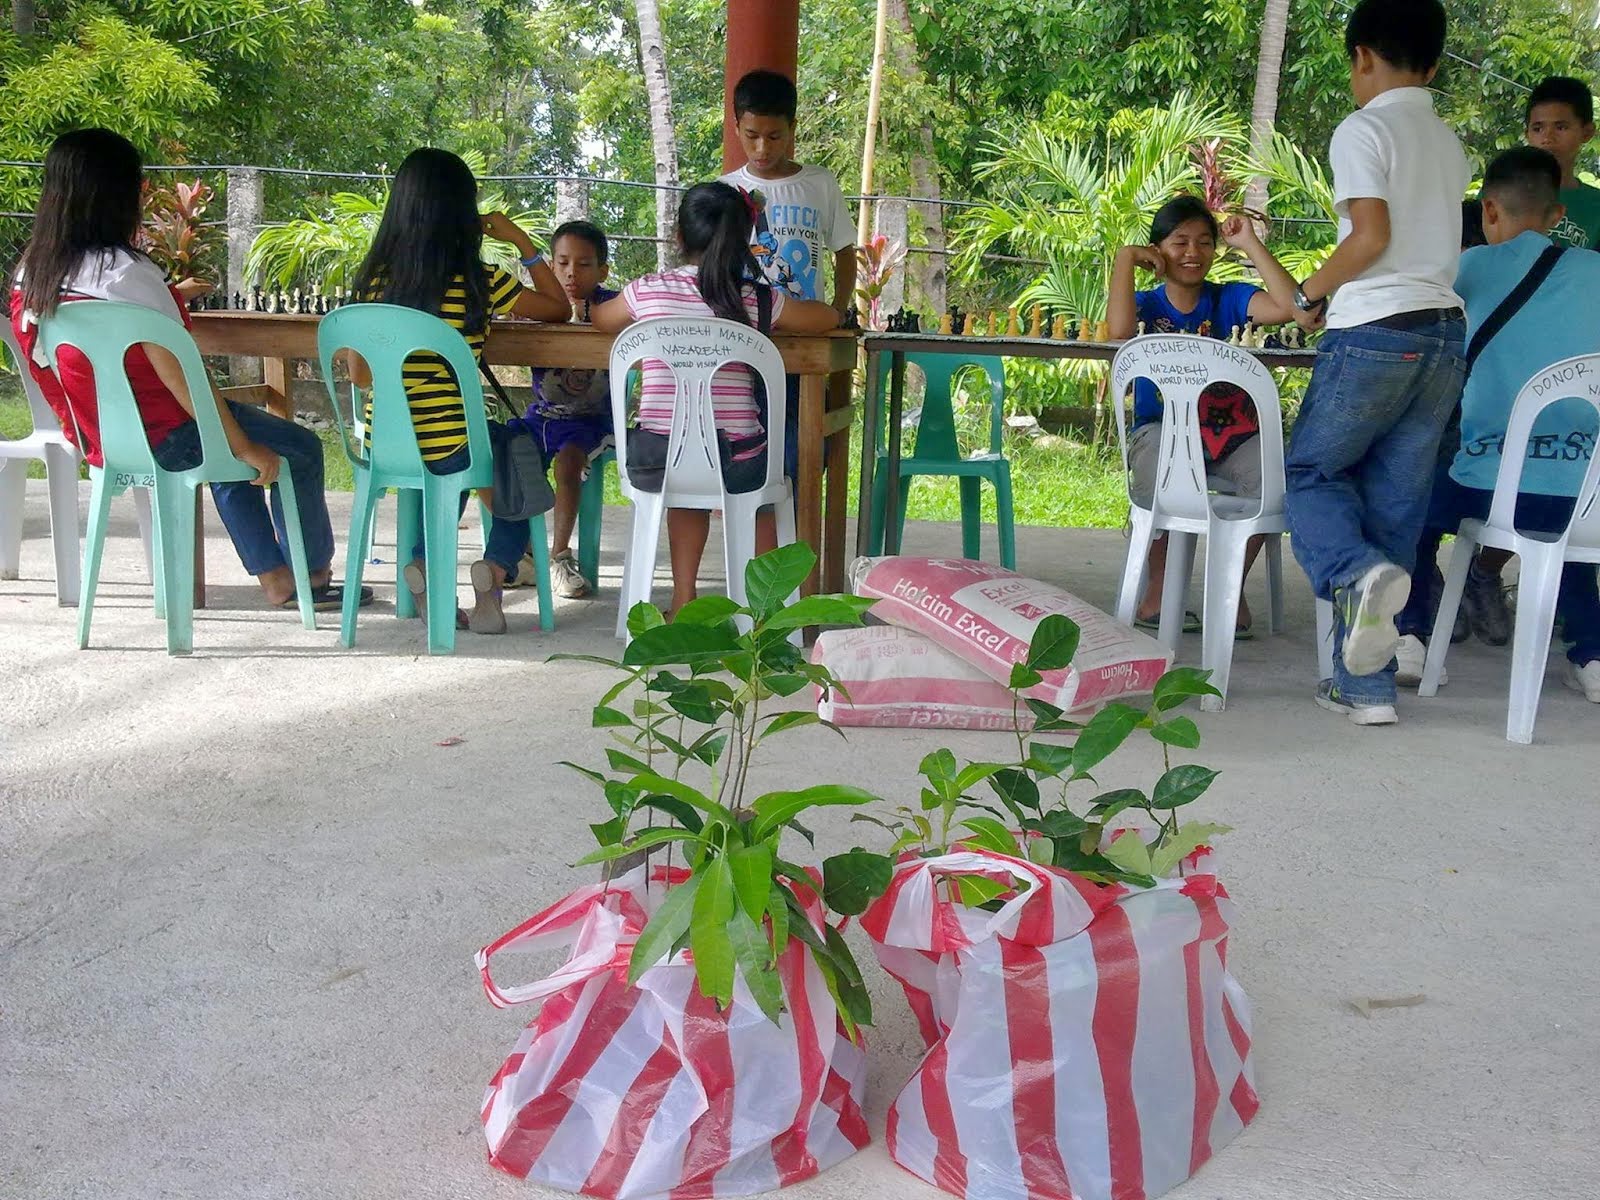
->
[476,867,871,1198]
[860,849,1258,1200]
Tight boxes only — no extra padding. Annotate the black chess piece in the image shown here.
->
[250,285,262,312]
[232,291,243,310]
[907,312,921,334]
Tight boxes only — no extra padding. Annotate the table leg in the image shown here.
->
[263,357,291,420]
[856,349,882,560]
[193,488,206,609]
[796,373,825,596]
[883,351,907,555]
[823,368,851,594]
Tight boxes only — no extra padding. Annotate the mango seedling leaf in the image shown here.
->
[1025,614,1081,672]
[958,816,1019,855]
[955,875,1012,906]
[822,848,893,916]
[559,760,608,787]
[1025,808,1089,840]
[1152,666,1222,711]
[1009,662,1044,690]
[1150,765,1220,809]
[1149,822,1233,877]
[628,874,701,982]
[604,748,650,775]
[574,827,703,866]
[690,856,737,1006]
[1025,697,1065,723]
[1026,740,1076,778]
[990,768,1041,814]
[689,731,729,767]
[627,602,666,638]
[918,747,959,790]
[955,761,1007,794]
[728,908,784,1023]
[1150,716,1202,749]
[1070,703,1145,774]
[745,544,817,623]
[1087,788,1147,822]
[592,706,633,729]
[589,817,625,847]
[766,882,791,953]
[763,711,824,736]
[636,795,705,833]
[673,595,743,625]
[763,594,876,632]
[728,843,772,924]
[822,923,865,989]
[1103,831,1154,876]
[752,785,879,840]
[623,622,744,668]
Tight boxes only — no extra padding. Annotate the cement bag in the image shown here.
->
[812,624,1093,732]
[849,557,1171,711]
[476,867,870,1197]
[860,849,1258,1200]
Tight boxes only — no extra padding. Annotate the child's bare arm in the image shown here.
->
[774,297,843,334]
[1223,217,1300,324]
[831,246,857,316]
[1302,198,1391,310]
[589,294,633,333]
[1108,245,1160,339]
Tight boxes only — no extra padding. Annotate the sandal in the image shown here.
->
[403,561,469,630]
[279,583,374,613]
[1134,610,1201,634]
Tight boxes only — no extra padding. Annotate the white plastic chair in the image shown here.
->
[1111,335,1288,711]
[1,319,83,603]
[1420,352,1600,743]
[607,317,796,641]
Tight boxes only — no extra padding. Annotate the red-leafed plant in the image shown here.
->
[854,233,906,332]
[140,178,219,282]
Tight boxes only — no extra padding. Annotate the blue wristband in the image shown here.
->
[520,253,544,269]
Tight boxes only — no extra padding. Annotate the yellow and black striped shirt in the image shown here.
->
[363,266,523,461]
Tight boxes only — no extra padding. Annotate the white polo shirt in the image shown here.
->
[1325,87,1471,329]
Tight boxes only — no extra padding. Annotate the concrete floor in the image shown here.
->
[2,480,1597,1200]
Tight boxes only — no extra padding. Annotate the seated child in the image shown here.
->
[345,146,570,635]
[1108,194,1305,635]
[11,128,362,613]
[523,220,619,599]
[591,181,839,614]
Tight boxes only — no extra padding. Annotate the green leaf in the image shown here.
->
[728,843,773,924]
[955,875,1011,906]
[1152,667,1222,712]
[636,795,705,833]
[1150,765,1220,809]
[954,761,1007,794]
[1149,822,1233,877]
[763,711,828,737]
[1009,662,1044,690]
[1024,808,1090,839]
[1025,614,1081,671]
[959,816,1020,855]
[592,705,633,729]
[626,602,666,639]
[744,544,817,623]
[573,827,703,866]
[763,673,810,698]
[752,785,880,839]
[1025,697,1065,724]
[623,622,744,668]
[665,684,724,725]
[589,817,626,847]
[605,747,651,774]
[558,760,608,787]
[821,848,893,916]
[1070,703,1145,774]
[762,594,876,632]
[628,773,736,822]
[673,595,743,624]
[691,856,737,1006]
[1150,716,1202,749]
[688,730,729,767]
[1026,740,1075,778]
[919,748,960,797]
[628,874,701,982]
[1103,831,1154,876]
[822,923,865,989]
[989,768,1041,813]
[1087,788,1147,821]
[728,908,783,1023]
[767,882,791,953]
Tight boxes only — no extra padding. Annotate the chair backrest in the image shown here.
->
[316,303,493,481]
[0,317,68,438]
[36,300,233,480]
[609,316,788,497]
[1486,352,1600,551]
[875,352,1005,459]
[1110,334,1284,523]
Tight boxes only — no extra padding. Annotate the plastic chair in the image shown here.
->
[318,303,556,654]
[1420,352,1600,743]
[1110,335,1288,711]
[1,318,82,603]
[37,301,315,654]
[577,447,612,588]
[608,316,796,641]
[868,353,1015,568]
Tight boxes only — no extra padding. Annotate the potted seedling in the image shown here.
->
[476,544,893,1198]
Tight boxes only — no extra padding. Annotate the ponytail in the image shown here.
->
[676,182,761,326]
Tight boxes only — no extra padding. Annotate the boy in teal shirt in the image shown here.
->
[1526,76,1600,250]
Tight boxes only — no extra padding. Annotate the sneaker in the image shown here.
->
[1335,563,1411,676]
[1564,659,1600,703]
[504,553,539,588]
[1315,679,1398,726]
[467,559,508,635]
[551,551,591,599]
[1393,634,1446,688]
[1462,565,1512,646]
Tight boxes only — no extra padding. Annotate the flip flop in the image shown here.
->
[1134,610,1201,633]
[1234,623,1254,641]
[279,583,374,613]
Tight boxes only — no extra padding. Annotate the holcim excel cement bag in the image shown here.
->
[861,849,1258,1200]
[812,625,1093,731]
[849,557,1171,711]
[476,867,870,1197]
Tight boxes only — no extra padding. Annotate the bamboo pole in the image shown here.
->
[857,0,890,244]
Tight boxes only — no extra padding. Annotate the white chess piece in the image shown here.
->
[1136,321,1146,337]
[1228,325,1241,345]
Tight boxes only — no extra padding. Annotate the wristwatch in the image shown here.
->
[1294,283,1328,313]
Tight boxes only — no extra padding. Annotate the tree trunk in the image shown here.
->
[887,0,944,316]
[1243,0,1290,216]
[13,0,35,39]
[634,0,680,271]
[858,0,890,244]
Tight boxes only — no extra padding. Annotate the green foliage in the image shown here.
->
[139,178,220,283]
[555,544,890,1031]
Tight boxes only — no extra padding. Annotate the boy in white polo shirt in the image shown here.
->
[1283,0,1471,727]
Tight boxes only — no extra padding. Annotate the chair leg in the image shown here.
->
[893,477,913,556]
[422,486,463,655]
[867,463,889,556]
[577,461,606,589]
[1158,531,1197,653]
[1199,530,1250,712]
[529,511,555,633]
[342,472,378,648]
[273,466,316,631]
[617,492,665,641]
[42,445,82,605]
[723,500,759,630]
[1315,597,1335,683]
[1505,546,1564,745]
[1419,537,1474,697]
[993,469,1016,572]
[133,486,156,587]
[1116,511,1156,627]
[1265,533,1285,636]
[958,476,982,561]
[77,472,114,650]
[158,480,197,656]
[0,459,25,581]
[394,489,421,619]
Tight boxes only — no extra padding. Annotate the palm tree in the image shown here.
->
[634,0,680,271]
[1244,0,1292,216]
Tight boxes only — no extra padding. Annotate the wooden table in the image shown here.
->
[857,332,1318,557]
[192,313,861,596]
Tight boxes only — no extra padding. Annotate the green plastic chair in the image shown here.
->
[38,300,316,654]
[869,353,1016,568]
[576,447,612,588]
[317,303,553,654]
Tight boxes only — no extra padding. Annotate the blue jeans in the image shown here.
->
[411,435,529,584]
[1398,471,1600,666]
[1285,315,1466,703]
[152,401,335,576]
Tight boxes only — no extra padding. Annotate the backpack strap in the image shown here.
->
[1466,243,1565,374]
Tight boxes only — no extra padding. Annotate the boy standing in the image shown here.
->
[720,69,857,476]
[1283,0,1471,726]
[1525,76,1600,251]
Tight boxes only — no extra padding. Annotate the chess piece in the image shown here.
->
[1052,315,1068,339]
[250,285,262,312]
[1006,306,1020,337]
[984,312,996,337]
[963,314,977,337]
[939,312,953,336]
[1228,325,1241,345]
[1096,320,1110,342]
[1136,320,1146,337]
[1028,307,1042,339]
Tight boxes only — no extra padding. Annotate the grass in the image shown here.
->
[2,391,1132,530]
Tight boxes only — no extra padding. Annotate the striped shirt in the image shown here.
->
[622,266,784,442]
[362,266,523,461]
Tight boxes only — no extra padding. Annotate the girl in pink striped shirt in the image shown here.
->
[594,182,837,613]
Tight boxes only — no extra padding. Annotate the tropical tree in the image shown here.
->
[1244,0,1291,216]
[634,0,680,270]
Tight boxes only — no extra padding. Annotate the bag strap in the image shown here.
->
[1466,243,1565,373]
[754,282,773,335]
[479,359,519,419]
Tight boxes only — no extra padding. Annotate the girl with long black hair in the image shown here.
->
[345,147,568,634]
[10,128,357,611]
[592,181,838,614]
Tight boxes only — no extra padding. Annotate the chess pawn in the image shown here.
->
[939,312,953,336]
[1228,325,1241,345]
[1136,320,1146,337]
[232,291,243,310]
[1006,306,1020,337]
[985,312,996,337]
[1096,320,1110,342]
[250,285,262,312]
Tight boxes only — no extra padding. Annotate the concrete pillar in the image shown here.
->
[225,167,262,384]
[554,178,591,226]
[722,0,799,171]
[876,196,907,317]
